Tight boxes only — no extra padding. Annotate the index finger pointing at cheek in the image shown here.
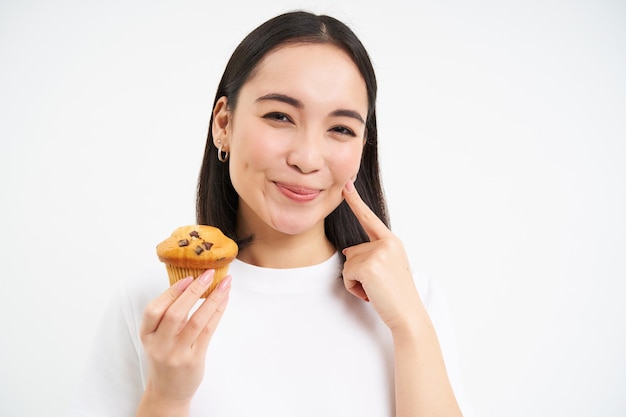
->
[342,180,391,241]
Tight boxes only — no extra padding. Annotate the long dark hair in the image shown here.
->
[196,10,389,256]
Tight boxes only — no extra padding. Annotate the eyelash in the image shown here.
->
[330,126,356,137]
[264,112,292,123]
[263,112,356,137]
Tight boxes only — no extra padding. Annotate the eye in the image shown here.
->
[330,125,356,137]
[263,112,292,123]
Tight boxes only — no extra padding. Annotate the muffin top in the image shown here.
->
[156,225,238,269]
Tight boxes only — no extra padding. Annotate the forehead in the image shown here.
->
[241,43,368,109]
[253,42,357,70]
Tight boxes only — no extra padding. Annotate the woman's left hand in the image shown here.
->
[341,180,422,332]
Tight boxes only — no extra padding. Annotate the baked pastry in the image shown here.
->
[156,225,238,297]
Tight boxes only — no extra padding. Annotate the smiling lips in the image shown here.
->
[275,182,321,203]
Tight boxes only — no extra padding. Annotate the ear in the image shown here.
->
[212,96,231,148]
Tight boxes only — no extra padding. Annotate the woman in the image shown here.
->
[69,11,470,417]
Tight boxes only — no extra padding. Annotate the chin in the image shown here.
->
[270,213,324,237]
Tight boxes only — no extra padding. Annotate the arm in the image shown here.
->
[342,180,462,417]
[391,302,462,417]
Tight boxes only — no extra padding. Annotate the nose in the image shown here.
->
[286,128,324,174]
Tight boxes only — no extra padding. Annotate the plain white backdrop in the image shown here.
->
[1,0,625,416]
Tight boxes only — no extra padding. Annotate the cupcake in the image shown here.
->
[156,225,238,297]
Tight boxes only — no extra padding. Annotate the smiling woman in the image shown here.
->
[214,43,368,250]
[67,10,472,417]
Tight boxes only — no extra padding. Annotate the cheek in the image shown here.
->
[330,143,364,182]
[230,124,276,173]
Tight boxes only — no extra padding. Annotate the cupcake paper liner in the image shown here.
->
[165,264,229,298]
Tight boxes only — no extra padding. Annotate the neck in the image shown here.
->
[237,224,336,269]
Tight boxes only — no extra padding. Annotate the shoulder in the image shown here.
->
[411,268,443,311]
[110,263,169,322]
[410,266,460,341]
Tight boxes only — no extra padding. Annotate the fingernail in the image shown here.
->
[199,269,215,284]
[217,275,232,292]
[175,276,194,290]
[345,180,355,192]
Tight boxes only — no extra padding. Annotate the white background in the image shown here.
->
[1,0,625,416]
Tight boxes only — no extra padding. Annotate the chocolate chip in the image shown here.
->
[178,239,190,247]
[189,231,200,238]
[194,245,204,255]
[202,242,213,251]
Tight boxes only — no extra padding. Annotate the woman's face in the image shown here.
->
[215,43,368,238]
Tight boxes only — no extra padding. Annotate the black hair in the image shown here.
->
[196,10,389,256]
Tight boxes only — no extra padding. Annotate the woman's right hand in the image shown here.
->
[136,269,232,416]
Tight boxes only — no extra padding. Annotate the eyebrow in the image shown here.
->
[255,93,365,124]
[256,93,303,108]
[330,109,365,124]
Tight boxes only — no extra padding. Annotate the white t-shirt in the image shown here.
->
[68,253,473,417]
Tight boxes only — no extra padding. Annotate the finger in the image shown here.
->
[181,275,232,348]
[151,269,217,338]
[342,180,391,241]
[344,278,369,302]
[194,296,229,352]
[140,275,194,335]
